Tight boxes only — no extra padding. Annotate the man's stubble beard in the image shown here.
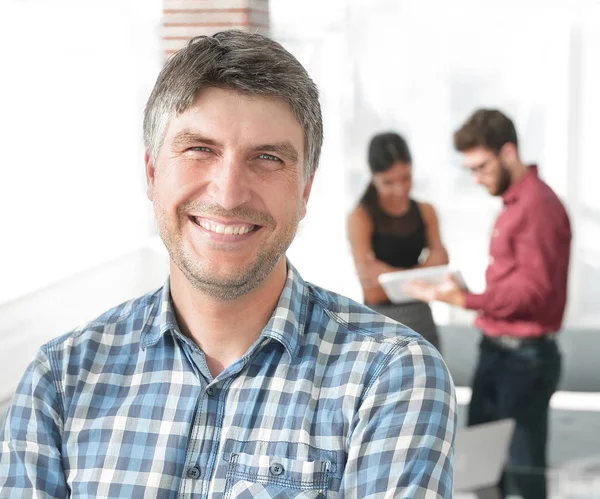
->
[492,161,512,196]
[155,202,301,301]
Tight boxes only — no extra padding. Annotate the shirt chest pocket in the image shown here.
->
[222,440,336,499]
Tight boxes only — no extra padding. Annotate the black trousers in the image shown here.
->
[468,335,561,499]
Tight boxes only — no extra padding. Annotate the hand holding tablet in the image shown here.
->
[378,265,467,304]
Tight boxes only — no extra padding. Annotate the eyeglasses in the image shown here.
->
[466,156,496,177]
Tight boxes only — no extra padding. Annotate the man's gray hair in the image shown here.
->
[143,30,323,179]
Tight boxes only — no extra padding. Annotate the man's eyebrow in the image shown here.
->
[172,130,220,148]
[467,158,490,171]
[250,142,300,163]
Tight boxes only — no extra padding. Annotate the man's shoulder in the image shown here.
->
[525,176,568,212]
[302,282,451,391]
[305,282,432,348]
[42,287,162,355]
[520,178,571,235]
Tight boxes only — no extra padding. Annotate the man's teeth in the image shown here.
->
[196,219,254,235]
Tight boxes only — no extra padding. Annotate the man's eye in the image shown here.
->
[188,147,211,153]
[258,153,282,162]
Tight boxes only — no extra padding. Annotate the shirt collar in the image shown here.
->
[502,164,538,205]
[140,259,309,359]
[261,260,308,359]
[139,279,180,350]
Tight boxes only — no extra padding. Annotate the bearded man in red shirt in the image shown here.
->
[409,109,571,499]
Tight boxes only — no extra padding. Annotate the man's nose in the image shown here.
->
[206,155,252,210]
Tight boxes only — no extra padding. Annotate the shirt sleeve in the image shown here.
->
[339,340,456,498]
[0,347,68,498]
[463,202,571,320]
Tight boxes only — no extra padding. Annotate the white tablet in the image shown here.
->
[377,265,466,304]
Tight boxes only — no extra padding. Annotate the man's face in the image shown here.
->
[146,87,313,300]
[461,146,511,196]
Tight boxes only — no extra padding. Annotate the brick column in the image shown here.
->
[163,0,270,57]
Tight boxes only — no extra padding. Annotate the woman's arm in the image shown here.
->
[417,202,449,267]
[347,205,396,304]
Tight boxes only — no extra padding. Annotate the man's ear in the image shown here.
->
[300,174,315,220]
[500,142,519,163]
[145,151,155,202]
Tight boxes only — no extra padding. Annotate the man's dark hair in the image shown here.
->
[144,30,323,180]
[454,109,518,153]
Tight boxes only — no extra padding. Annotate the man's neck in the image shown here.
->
[510,160,528,185]
[169,259,288,377]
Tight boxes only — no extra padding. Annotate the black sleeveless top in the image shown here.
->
[365,199,427,268]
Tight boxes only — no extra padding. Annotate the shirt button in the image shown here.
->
[206,386,215,396]
[493,229,499,237]
[489,256,495,265]
[269,462,284,476]
[187,466,201,479]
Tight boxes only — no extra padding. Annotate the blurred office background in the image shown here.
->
[1,0,599,496]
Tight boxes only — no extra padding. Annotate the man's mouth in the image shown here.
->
[190,216,260,235]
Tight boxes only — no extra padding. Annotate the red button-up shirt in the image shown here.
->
[463,166,572,337]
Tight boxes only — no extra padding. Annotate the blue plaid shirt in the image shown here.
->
[1,262,456,498]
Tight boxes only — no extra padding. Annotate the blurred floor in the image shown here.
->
[446,321,600,481]
[441,326,600,392]
[456,398,600,467]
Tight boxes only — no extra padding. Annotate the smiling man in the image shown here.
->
[1,31,456,498]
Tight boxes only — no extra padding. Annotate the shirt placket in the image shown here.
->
[177,343,245,498]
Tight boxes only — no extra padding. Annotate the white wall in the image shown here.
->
[0,0,163,305]
[274,0,600,328]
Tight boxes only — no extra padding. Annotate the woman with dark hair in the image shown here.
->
[347,132,449,351]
